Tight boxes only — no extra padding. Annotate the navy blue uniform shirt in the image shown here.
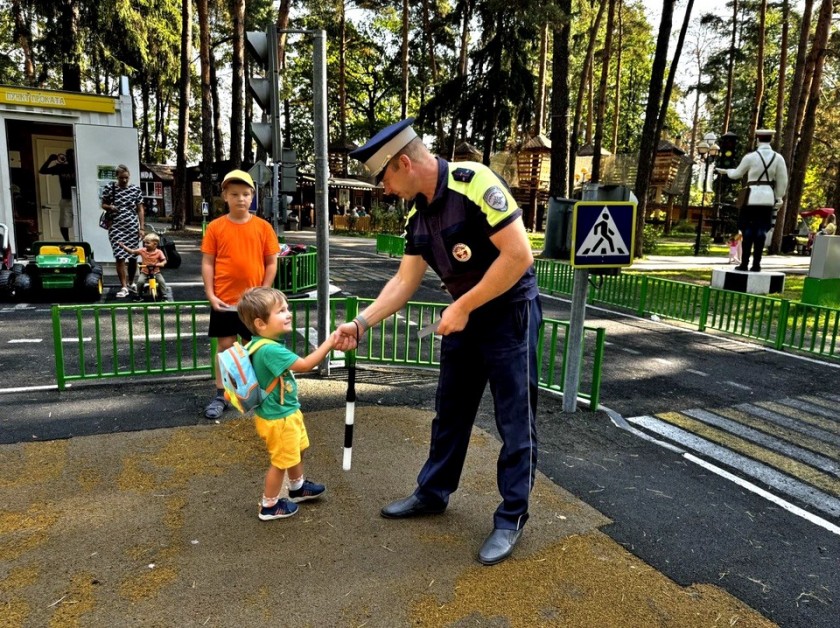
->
[404,158,537,305]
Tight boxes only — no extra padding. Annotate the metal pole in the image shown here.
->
[312,29,330,376]
[694,159,709,256]
[272,162,280,235]
[562,267,589,413]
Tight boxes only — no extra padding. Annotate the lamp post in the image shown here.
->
[694,132,720,256]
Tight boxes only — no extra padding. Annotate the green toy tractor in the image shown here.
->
[12,240,104,301]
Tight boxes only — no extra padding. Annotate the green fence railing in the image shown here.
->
[52,296,607,407]
[532,257,840,361]
[52,301,215,388]
[276,247,318,294]
[375,234,406,258]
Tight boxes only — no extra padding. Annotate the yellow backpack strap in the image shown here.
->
[248,338,283,398]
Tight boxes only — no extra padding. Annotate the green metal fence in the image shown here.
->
[52,296,606,406]
[276,247,318,294]
[375,234,406,258]
[52,301,215,389]
[533,257,840,361]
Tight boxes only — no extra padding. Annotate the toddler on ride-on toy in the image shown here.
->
[119,233,171,301]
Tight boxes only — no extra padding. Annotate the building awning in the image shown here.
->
[300,174,379,190]
[140,163,174,182]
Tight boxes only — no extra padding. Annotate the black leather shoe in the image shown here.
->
[477,528,523,565]
[380,494,446,519]
[735,264,748,272]
[750,265,761,272]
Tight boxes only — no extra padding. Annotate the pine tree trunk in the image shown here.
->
[535,23,549,137]
[197,0,214,207]
[401,0,409,119]
[633,0,675,256]
[592,0,616,182]
[746,0,767,147]
[209,53,225,163]
[569,0,607,193]
[610,1,623,155]
[229,0,245,168]
[769,0,790,252]
[11,0,35,85]
[173,0,192,229]
[776,0,813,239]
[784,0,833,225]
[722,0,738,132]
[549,0,572,199]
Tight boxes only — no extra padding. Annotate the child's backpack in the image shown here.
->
[219,338,282,413]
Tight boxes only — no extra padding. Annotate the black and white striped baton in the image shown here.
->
[343,323,359,471]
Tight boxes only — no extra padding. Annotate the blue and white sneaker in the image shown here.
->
[258,498,298,520]
[288,479,326,503]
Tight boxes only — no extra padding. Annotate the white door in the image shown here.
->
[73,124,141,262]
[33,135,74,241]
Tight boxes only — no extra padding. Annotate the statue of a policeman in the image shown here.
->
[716,129,788,272]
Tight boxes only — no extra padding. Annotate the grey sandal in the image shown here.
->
[204,396,228,419]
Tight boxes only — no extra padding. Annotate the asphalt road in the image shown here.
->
[0,226,838,627]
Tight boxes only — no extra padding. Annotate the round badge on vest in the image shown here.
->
[452,243,472,261]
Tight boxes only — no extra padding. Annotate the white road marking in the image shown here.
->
[62,337,93,343]
[724,380,751,390]
[8,338,42,344]
[684,453,840,536]
[685,369,708,377]
[654,357,673,364]
[684,408,840,475]
[0,384,67,394]
[625,415,840,519]
[620,347,641,355]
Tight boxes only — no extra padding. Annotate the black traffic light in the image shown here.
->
[246,26,281,160]
[717,132,739,169]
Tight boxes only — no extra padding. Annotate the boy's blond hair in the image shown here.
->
[237,287,287,336]
[143,233,160,244]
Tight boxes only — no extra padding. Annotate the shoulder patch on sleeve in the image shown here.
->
[483,186,508,212]
[452,167,475,183]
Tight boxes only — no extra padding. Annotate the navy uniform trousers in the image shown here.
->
[414,295,542,530]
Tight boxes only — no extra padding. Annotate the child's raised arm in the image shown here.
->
[118,242,140,255]
[289,334,335,373]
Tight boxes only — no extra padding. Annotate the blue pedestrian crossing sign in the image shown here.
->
[571,201,637,268]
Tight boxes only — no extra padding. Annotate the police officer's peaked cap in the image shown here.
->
[349,118,417,179]
[755,128,775,138]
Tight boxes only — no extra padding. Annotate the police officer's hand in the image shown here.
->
[438,302,469,336]
[714,168,727,176]
[333,323,359,351]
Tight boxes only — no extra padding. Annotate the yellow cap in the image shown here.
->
[222,169,255,190]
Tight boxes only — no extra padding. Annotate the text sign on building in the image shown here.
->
[0,86,116,114]
[571,201,637,268]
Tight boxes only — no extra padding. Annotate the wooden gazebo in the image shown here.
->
[650,140,686,203]
[516,134,552,231]
[453,141,482,162]
[328,140,357,177]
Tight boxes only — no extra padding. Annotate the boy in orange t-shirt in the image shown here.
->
[201,170,280,419]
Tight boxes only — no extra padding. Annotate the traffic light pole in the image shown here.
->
[312,30,330,375]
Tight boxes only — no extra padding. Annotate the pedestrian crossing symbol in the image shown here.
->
[571,201,636,268]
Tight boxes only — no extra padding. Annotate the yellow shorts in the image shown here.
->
[254,409,309,469]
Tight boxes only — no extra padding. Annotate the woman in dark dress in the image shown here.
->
[101,165,145,297]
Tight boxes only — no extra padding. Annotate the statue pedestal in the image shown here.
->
[711,268,785,295]
[809,234,840,278]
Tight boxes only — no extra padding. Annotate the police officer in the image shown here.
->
[333,118,542,565]
[716,129,788,272]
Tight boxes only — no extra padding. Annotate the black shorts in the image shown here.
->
[207,308,252,341]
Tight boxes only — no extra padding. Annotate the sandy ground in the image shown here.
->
[1,378,776,627]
